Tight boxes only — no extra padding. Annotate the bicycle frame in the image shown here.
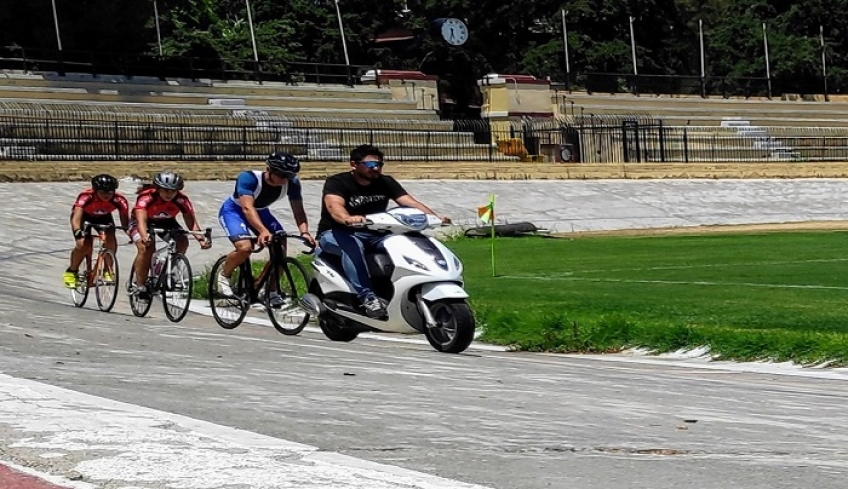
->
[82,223,120,287]
[233,232,315,306]
[146,226,212,292]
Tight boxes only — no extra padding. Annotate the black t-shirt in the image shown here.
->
[317,172,408,234]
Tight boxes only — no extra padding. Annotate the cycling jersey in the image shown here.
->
[72,188,130,220]
[228,170,303,209]
[219,170,301,241]
[133,188,195,220]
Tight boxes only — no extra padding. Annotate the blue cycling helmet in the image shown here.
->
[266,151,300,178]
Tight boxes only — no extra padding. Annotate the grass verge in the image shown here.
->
[449,231,848,365]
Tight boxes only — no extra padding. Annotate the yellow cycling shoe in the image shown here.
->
[63,271,78,289]
[102,271,113,283]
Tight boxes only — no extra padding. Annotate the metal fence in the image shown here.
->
[0,46,375,87]
[3,109,848,163]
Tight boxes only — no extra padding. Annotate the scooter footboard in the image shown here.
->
[419,282,468,301]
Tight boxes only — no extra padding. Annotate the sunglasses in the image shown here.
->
[357,160,384,169]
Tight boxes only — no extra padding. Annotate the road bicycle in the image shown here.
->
[127,226,212,322]
[208,231,312,334]
[70,223,125,312]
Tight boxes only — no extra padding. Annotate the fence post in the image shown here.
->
[683,127,689,163]
[113,120,120,159]
[659,120,666,162]
[242,126,247,160]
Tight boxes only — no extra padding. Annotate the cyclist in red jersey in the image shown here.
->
[64,174,130,288]
[128,171,211,298]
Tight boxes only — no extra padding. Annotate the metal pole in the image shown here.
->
[629,16,637,75]
[561,10,570,87]
[153,0,163,56]
[821,25,829,101]
[246,0,259,63]
[699,19,705,97]
[763,22,772,98]
[51,0,63,51]
[334,0,351,66]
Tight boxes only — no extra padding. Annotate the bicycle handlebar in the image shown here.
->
[83,223,128,233]
[148,226,213,247]
[249,232,316,255]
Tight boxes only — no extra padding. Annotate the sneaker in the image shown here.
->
[361,294,387,318]
[216,274,235,297]
[268,291,286,308]
[63,271,78,289]
[131,284,151,301]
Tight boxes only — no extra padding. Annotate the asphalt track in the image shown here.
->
[2,179,848,488]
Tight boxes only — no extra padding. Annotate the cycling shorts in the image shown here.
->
[71,213,115,238]
[218,198,283,242]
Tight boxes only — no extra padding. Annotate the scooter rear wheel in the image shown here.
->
[423,299,475,353]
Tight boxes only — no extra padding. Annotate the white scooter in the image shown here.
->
[299,207,476,354]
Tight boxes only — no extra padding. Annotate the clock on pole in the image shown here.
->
[440,18,468,46]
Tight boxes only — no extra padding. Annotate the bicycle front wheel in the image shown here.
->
[70,257,90,308]
[128,259,153,318]
[163,253,193,323]
[208,255,248,329]
[95,248,119,312]
[267,257,311,335]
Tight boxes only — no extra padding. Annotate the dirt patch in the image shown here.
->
[553,220,848,238]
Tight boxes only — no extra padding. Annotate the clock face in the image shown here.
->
[441,18,468,46]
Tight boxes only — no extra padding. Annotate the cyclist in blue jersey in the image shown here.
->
[216,152,316,304]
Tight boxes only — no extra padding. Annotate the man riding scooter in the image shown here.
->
[316,144,451,318]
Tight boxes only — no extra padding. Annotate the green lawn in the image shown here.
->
[447,231,848,365]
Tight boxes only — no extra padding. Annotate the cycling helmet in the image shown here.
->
[266,151,300,177]
[152,171,184,191]
[91,174,118,191]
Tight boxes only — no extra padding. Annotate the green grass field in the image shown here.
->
[447,231,848,365]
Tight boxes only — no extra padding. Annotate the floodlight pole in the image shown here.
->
[334,0,351,66]
[51,0,63,51]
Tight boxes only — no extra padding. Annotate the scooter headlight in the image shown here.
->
[393,212,428,230]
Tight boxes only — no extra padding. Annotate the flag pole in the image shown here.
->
[489,195,496,277]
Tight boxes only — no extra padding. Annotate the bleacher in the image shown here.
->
[0,71,518,163]
[560,91,848,127]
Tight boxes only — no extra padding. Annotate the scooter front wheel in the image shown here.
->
[319,316,359,342]
[423,299,475,353]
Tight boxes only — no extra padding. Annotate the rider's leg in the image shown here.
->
[68,236,92,272]
[175,235,189,254]
[218,202,261,278]
[318,229,373,298]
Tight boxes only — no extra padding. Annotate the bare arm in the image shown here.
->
[238,194,269,235]
[136,209,149,242]
[325,194,363,225]
[70,207,85,236]
[290,199,310,234]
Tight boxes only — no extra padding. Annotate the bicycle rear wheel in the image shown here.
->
[163,253,192,323]
[70,257,90,308]
[127,259,153,317]
[94,248,119,312]
[208,255,248,329]
[267,257,311,335]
